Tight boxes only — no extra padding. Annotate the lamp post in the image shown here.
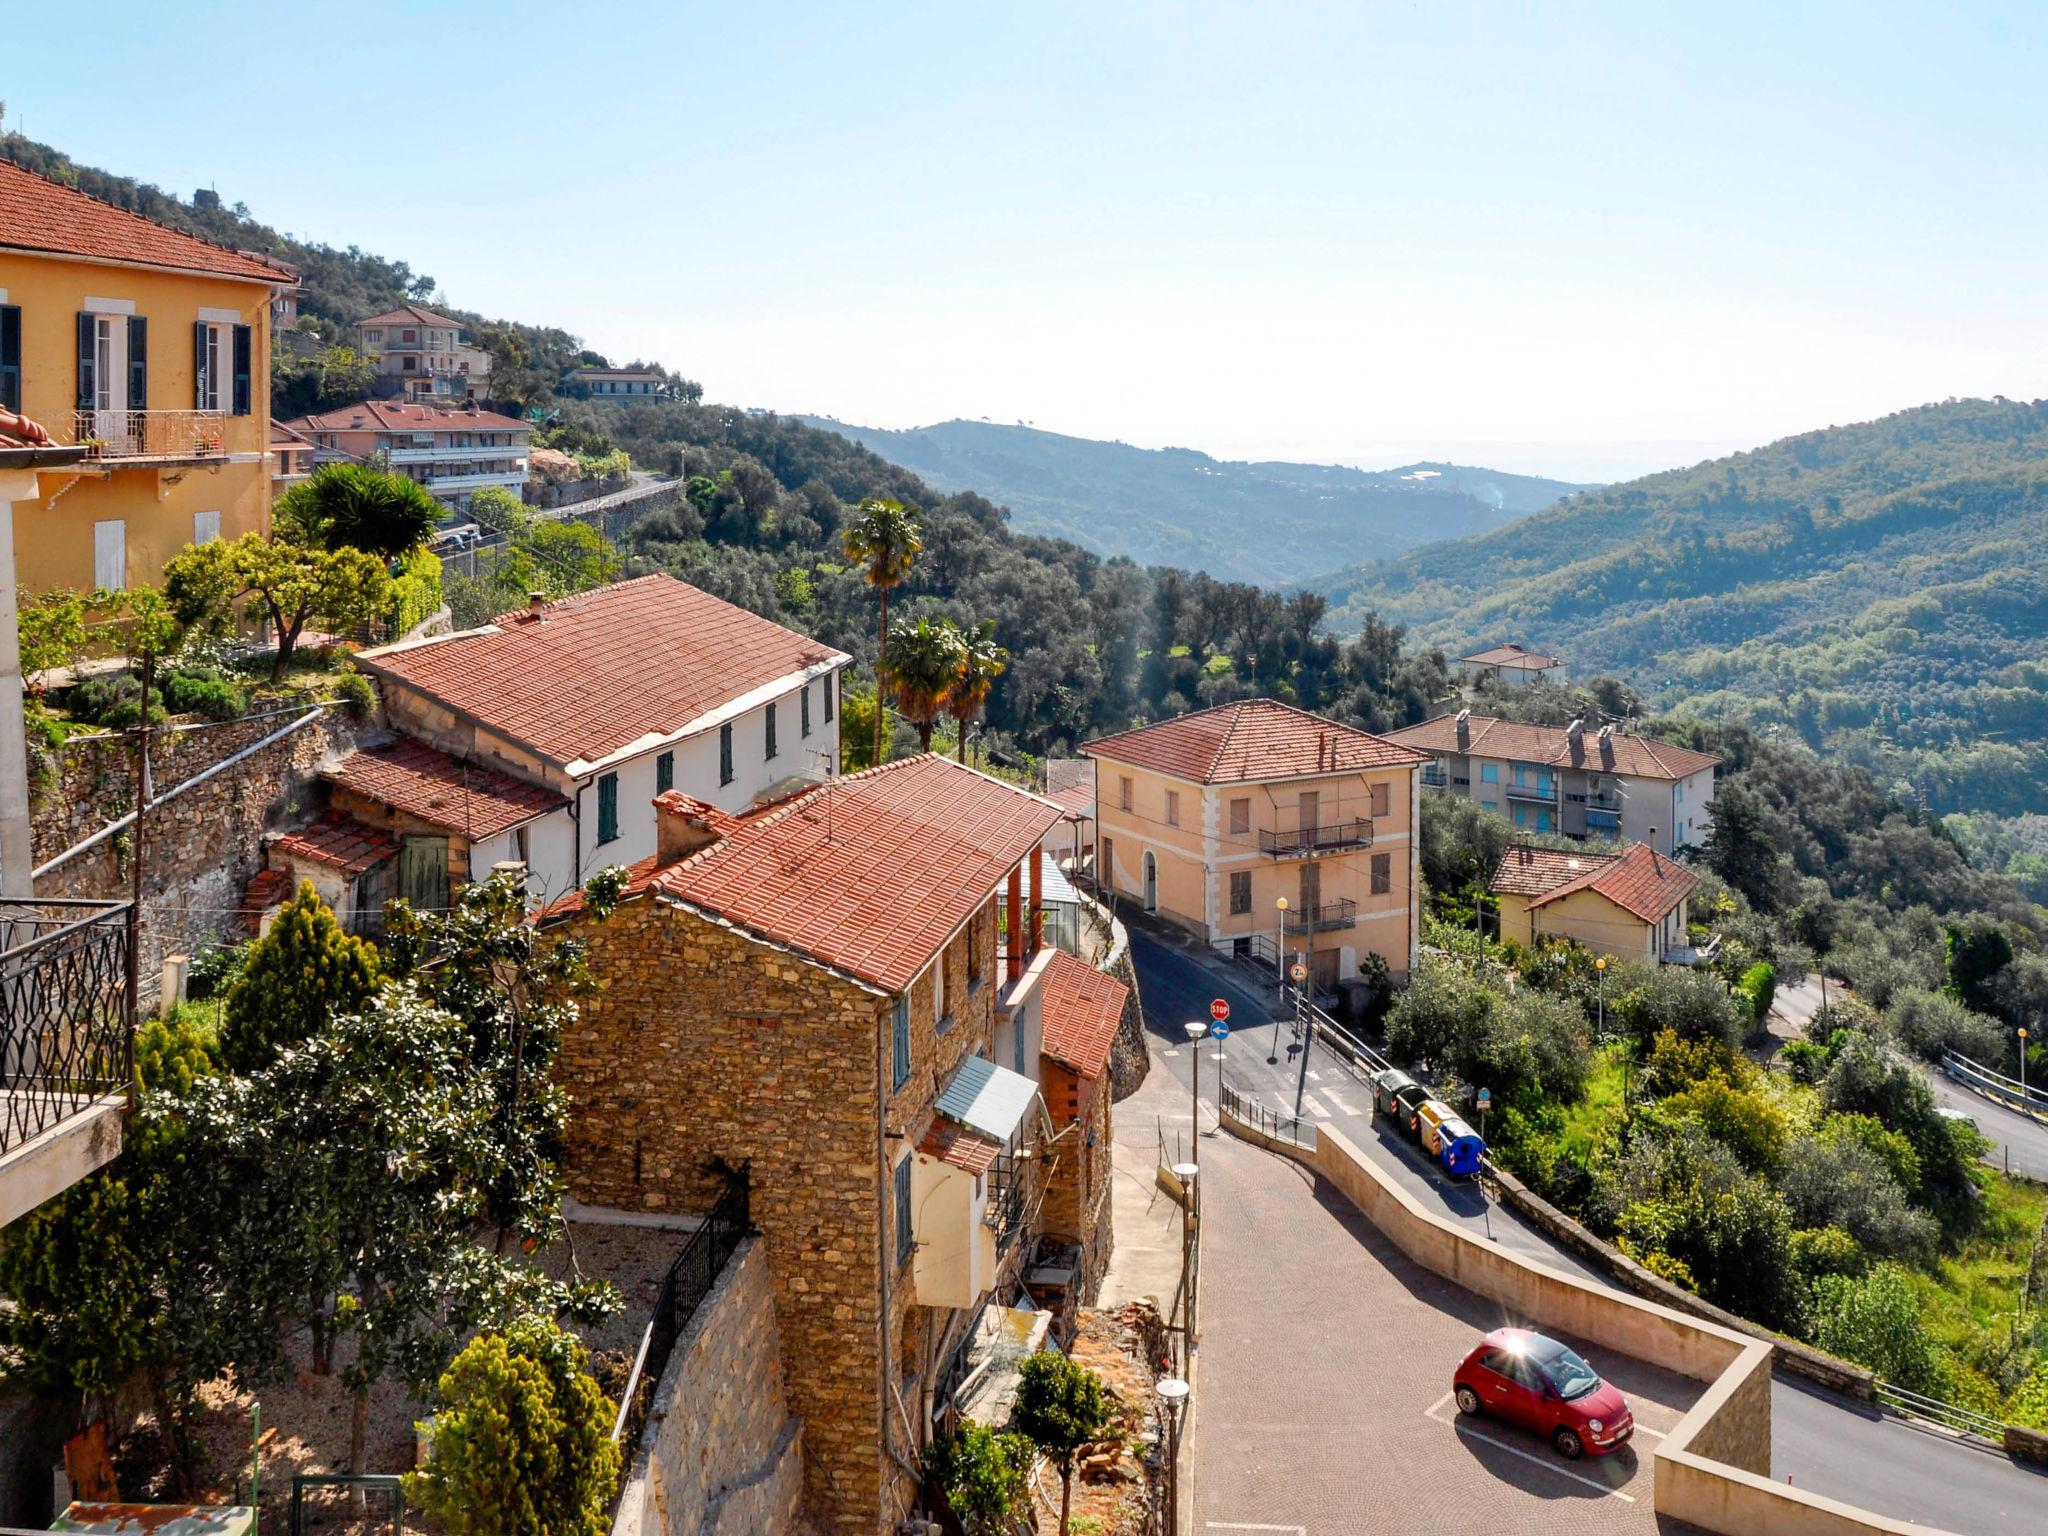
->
[1596,955,1608,1038]
[2022,1026,2032,1107]
[1274,896,1290,1004]
[1157,1376,1190,1534]
[1171,1161,1199,1348]
[1185,1019,1209,1142]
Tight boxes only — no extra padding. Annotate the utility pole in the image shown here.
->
[1291,962,1315,1123]
[125,652,153,1042]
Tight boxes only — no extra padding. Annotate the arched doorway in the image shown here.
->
[1142,851,1158,911]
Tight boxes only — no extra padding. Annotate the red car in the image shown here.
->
[1452,1327,1634,1458]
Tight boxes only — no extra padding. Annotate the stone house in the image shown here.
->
[1085,699,1430,988]
[543,753,1126,1535]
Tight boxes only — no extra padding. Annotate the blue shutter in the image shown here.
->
[892,998,911,1089]
[126,316,148,411]
[597,772,619,844]
[193,321,208,409]
[232,324,252,416]
[76,312,96,411]
[0,306,20,414]
[656,751,674,794]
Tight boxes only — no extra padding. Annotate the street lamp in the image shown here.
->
[2022,1026,2032,1107]
[1185,1019,1209,1141]
[1171,1161,1199,1347]
[1274,896,1290,1004]
[1595,956,1608,1038]
[1157,1376,1190,1534]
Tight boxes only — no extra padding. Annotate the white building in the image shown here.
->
[1460,642,1565,689]
[565,365,668,399]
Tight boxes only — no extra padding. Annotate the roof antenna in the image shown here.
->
[809,748,837,843]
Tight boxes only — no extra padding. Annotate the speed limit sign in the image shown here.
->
[1290,962,1308,982]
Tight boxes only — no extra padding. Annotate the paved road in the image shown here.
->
[1131,927,2048,1536]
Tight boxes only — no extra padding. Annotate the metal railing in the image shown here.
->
[68,408,230,461]
[1259,818,1374,857]
[1420,767,1449,788]
[0,899,133,1157]
[1283,898,1357,935]
[1504,780,1558,804]
[984,1150,1027,1247]
[611,1163,753,1446]
[1875,1381,2010,1443]
[1943,1049,2048,1115]
[1220,1078,1318,1149]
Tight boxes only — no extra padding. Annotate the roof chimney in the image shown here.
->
[655,792,726,864]
[1566,717,1585,746]
[528,591,546,621]
[1455,708,1471,750]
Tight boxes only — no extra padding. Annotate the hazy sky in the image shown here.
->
[10,1,2047,481]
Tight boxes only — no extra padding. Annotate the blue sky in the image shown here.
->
[8,1,2047,480]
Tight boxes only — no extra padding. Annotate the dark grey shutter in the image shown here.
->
[77,311,96,411]
[193,321,208,409]
[127,316,148,410]
[232,324,252,415]
[0,306,20,414]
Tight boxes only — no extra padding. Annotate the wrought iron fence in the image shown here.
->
[611,1163,754,1446]
[68,408,229,461]
[0,899,132,1156]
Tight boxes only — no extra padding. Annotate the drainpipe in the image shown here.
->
[570,779,585,885]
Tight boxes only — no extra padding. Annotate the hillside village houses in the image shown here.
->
[541,753,1126,1535]
[277,397,533,515]
[353,302,492,399]
[1386,709,1721,853]
[1084,699,1431,989]
[563,362,668,398]
[1460,640,1565,688]
[1490,839,1703,963]
[0,160,294,593]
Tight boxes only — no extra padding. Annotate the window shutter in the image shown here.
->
[232,324,252,415]
[127,315,148,411]
[77,311,96,412]
[193,321,208,409]
[0,306,20,414]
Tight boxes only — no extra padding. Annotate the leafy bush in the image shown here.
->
[100,694,167,729]
[1788,1225,1867,1285]
[1642,1028,1741,1095]
[1781,1039,1830,1085]
[1613,967,1745,1053]
[1885,987,2008,1067]
[1780,1130,1938,1263]
[1658,1073,1788,1176]
[385,545,444,637]
[1808,1264,1950,1395]
[1733,961,1777,1029]
[333,666,377,720]
[64,676,121,723]
[925,1421,1033,1536]
[162,667,246,721]
[185,941,250,1001]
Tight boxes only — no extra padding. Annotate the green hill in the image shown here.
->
[799,416,1587,586]
[1310,399,2048,818]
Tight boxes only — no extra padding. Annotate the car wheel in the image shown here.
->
[1553,1427,1583,1459]
[1455,1385,1482,1417]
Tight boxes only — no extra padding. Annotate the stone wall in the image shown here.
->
[1040,1061,1114,1301]
[612,1238,812,1536]
[31,704,373,998]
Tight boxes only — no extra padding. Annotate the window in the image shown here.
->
[1119,776,1134,813]
[800,684,812,738]
[1229,871,1252,914]
[193,511,220,545]
[823,671,835,722]
[1229,798,1250,834]
[402,328,418,344]
[1370,782,1390,819]
[192,321,252,415]
[93,521,126,591]
[364,328,383,343]
[765,701,778,760]
[1371,852,1391,895]
[596,772,619,845]
[892,997,911,1089]
[1512,764,1526,787]
[719,723,734,786]
[895,1153,914,1265]
[1480,763,1499,785]
[1,305,21,412]
[656,751,674,794]
[1165,790,1180,827]
[1676,781,1686,804]
[1513,804,1526,827]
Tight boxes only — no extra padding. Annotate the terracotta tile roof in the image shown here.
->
[1084,699,1429,785]
[1045,781,1095,819]
[1463,643,1563,670]
[535,852,667,922]
[0,160,295,284]
[1038,950,1129,1082]
[240,868,293,935]
[1526,841,1698,923]
[278,399,532,436]
[358,304,463,329]
[326,738,566,838]
[356,575,849,772]
[1489,844,1620,899]
[271,813,400,876]
[918,1119,1003,1176]
[1384,714,1721,782]
[650,788,741,836]
[649,754,1063,994]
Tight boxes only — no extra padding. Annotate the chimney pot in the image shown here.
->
[528,591,546,620]
[655,794,725,863]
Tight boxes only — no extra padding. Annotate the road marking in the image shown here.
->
[1324,1088,1360,1116]
[1162,1048,1181,1057]
[1207,1526,1308,1534]
[1426,1389,1456,1416]
[1424,1402,1636,1502]
[1308,1069,1324,1081]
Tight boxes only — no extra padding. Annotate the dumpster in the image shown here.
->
[1436,1116,1485,1176]
[1415,1098,1456,1152]
[1372,1068,1429,1128]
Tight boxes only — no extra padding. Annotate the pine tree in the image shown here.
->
[220,880,380,1072]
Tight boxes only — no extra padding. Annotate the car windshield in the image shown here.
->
[1538,1345,1601,1400]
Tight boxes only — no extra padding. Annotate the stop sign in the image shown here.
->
[1210,998,1230,1022]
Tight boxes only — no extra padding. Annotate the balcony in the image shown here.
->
[0,900,133,1227]
[66,409,231,465]
[1283,898,1357,935]
[984,1151,1027,1250]
[1259,818,1374,858]
[1420,766,1449,788]
[422,468,528,493]
[1504,779,1558,804]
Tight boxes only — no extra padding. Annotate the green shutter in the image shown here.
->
[597,773,619,844]
[127,315,148,411]
[77,311,96,412]
[232,324,252,415]
[0,306,20,414]
[656,751,674,794]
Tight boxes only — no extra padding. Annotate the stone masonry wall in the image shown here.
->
[1039,1061,1114,1300]
[613,1237,812,1536]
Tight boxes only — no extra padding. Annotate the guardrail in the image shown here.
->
[1875,1380,2011,1443]
[1944,1049,2047,1114]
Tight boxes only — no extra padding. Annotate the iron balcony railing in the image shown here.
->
[1283,898,1357,935]
[1504,780,1558,804]
[984,1150,1027,1249]
[1420,766,1449,788]
[1259,818,1375,857]
[69,409,231,462]
[0,899,133,1157]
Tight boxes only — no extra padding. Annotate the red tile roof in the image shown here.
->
[356,575,849,771]
[1045,781,1095,819]
[918,1120,1003,1176]
[1038,950,1129,1082]
[647,754,1063,994]
[1489,844,1617,898]
[1084,699,1429,785]
[358,304,462,329]
[278,399,532,436]
[240,868,293,935]
[0,160,295,284]
[1384,714,1720,782]
[1462,643,1563,670]
[326,739,566,838]
[271,813,400,876]
[1518,841,1698,923]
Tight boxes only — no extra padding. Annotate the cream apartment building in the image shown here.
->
[1084,699,1430,987]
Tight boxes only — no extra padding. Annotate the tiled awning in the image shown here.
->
[935,1054,1040,1145]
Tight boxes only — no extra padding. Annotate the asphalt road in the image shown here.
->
[1130,926,2048,1536]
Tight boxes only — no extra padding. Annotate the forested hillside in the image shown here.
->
[1311,400,2048,824]
[801,416,1585,586]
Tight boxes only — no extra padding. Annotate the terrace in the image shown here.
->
[1259,818,1375,857]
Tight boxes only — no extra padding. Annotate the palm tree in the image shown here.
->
[840,498,923,765]
[884,617,964,753]
[944,619,1009,764]
[274,463,440,558]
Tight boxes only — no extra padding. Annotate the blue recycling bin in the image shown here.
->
[1437,1116,1485,1177]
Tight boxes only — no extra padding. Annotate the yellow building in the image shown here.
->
[0,160,294,596]
[1084,699,1430,987]
[1490,841,1698,962]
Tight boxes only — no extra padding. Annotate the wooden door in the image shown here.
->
[399,835,449,915]
[1298,789,1320,843]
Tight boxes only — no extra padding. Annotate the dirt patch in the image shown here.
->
[1021,1303,1168,1536]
